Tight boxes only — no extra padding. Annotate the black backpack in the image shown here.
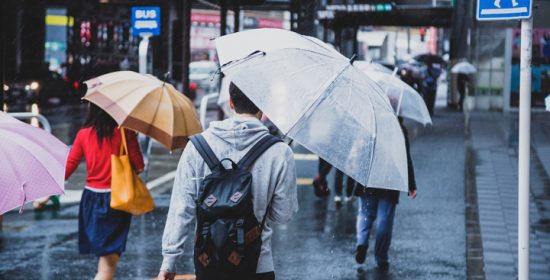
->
[189,134,282,280]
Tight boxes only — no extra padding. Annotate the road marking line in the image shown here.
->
[297,178,313,186]
[293,153,319,161]
[60,170,315,205]
[60,171,178,205]
[147,170,177,190]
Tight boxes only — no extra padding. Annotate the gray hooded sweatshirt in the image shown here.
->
[160,116,298,274]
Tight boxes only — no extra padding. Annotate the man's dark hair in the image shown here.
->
[229,82,260,114]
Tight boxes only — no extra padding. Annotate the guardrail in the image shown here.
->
[8,112,52,133]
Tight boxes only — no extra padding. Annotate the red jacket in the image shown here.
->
[65,127,145,189]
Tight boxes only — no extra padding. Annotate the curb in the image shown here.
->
[465,110,486,280]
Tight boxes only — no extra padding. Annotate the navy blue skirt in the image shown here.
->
[78,189,132,257]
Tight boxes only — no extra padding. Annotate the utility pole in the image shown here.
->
[233,3,240,33]
[220,0,227,36]
[182,0,191,94]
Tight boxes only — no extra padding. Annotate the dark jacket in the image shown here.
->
[363,123,416,203]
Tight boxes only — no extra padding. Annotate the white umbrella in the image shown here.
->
[546,95,550,112]
[451,61,477,74]
[215,28,408,192]
[355,61,432,126]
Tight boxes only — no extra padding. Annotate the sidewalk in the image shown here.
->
[468,111,550,279]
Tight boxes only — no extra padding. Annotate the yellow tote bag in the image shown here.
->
[110,128,155,215]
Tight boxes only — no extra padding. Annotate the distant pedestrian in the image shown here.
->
[157,82,298,280]
[38,103,144,280]
[457,73,470,112]
[313,158,356,206]
[354,117,417,270]
[422,63,442,116]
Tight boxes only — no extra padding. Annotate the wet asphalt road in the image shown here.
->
[0,107,466,280]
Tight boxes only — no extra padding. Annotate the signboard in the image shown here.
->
[131,6,161,36]
[477,0,531,20]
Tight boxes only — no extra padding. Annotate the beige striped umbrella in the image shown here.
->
[83,71,202,150]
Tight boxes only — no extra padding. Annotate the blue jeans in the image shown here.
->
[356,193,396,264]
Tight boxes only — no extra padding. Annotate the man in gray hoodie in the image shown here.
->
[157,83,298,280]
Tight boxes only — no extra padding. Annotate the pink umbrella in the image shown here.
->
[0,111,69,214]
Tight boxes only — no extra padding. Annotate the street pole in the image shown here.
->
[407,27,411,54]
[182,0,191,94]
[138,35,151,74]
[233,3,240,33]
[220,0,227,36]
[138,34,152,178]
[518,17,532,280]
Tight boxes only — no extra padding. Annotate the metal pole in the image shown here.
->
[182,0,191,94]
[233,4,240,33]
[138,35,150,74]
[503,29,513,112]
[138,34,152,177]
[220,0,227,36]
[518,17,532,280]
[407,27,411,54]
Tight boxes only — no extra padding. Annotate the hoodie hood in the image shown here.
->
[207,116,269,151]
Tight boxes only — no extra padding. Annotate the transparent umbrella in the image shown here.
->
[355,61,432,126]
[215,28,408,192]
[451,61,477,74]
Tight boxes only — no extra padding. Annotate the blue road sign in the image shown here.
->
[477,0,531,20]
[131,7,161,36]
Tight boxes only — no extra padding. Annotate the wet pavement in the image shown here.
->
[469,111,550,279]
[1,104,467,279]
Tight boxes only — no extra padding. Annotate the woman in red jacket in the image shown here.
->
[63,103,144,280]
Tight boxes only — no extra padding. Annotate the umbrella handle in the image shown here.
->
[349,54,357,65]
[162,72,171,87]
[19,183,26,214]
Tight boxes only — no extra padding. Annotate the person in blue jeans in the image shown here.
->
[355,117,417,270]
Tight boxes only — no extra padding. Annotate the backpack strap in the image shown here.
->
[239,135,283,231]
[189,134,221,171]
[237,135,282,170]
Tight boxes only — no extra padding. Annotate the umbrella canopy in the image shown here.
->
[0,112,69,214]
[355,61,432,126]
[215,28,408,192]
[413,53,445,65]
[451,61,477,74]
[83,71,202,150]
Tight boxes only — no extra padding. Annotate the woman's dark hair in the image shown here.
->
[229,82,260,114]
[83,103,118,143]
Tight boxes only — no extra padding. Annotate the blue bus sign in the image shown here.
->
[131,7,161,36]
[477,0,531,20]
